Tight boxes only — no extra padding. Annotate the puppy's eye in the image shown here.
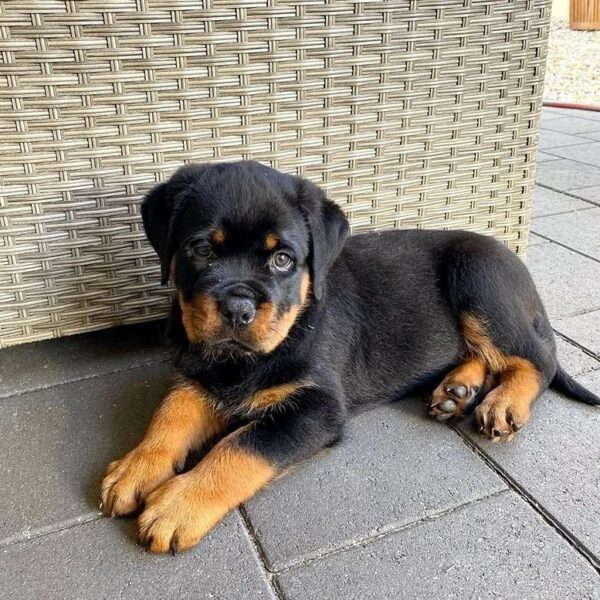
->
[192,244,212,258]
[271,251,294,271]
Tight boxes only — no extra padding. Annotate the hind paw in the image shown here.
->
[428,382,480,421]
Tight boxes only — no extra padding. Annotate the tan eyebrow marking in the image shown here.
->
[264,233,278,251]
[211,229,225,245]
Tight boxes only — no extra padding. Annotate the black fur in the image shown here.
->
[142,161,599,468]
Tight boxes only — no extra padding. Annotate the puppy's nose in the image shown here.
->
[220,295,256,328]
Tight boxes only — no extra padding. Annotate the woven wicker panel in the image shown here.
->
[0,0,551,347]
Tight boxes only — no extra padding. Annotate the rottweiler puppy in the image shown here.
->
[101,160,599,553]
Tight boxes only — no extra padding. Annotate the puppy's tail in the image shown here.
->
[551,365,600,406]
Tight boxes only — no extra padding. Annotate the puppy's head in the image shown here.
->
[142,161,348,355]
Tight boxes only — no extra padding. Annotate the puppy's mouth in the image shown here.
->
[211,337,258,355]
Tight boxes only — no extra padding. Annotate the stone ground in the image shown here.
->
[1,107,599,599]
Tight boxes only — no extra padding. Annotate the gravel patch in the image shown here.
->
[544,19,600,105]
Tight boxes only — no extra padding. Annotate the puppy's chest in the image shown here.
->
[177,350,311,418]
[204,380,303,419]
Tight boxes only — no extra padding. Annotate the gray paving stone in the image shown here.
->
[526,243,600,319]
[544,142,600,168]
[0,363,174,542]
[532,186,593,218]
[581,131,600,142]
[276,492,600,600]
[536,151,563,162]
[555,336,600,375]
[554,310,600,356]
[0,514,275,600]
[553,108,600,122]
[0,320,169,398]
[538,130,590,150]
[532,208,600,260]
[459,375,600,560]
[245,401,506,570]
[535,159,600,192]
[540,109,568,124]
[527,233,550,247]
[542,115,600,135]
[541,106,569,115]
[569,185,600,204]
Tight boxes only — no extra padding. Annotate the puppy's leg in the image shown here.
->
[101,383,225,517]
[475,356,542,441]
[428,356,490,421]
[138,387,343,553]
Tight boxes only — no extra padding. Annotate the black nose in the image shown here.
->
[220,295,256,328]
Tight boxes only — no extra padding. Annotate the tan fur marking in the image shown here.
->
[245,381,312,413]
[138,432,275,553]
[100,383,226,517]
[179,292,222,344]
[211,228,225,245]
[497,357,541,412]
[461,313,508,373]
[475,356,541,439]
[170,256,177,280]
[452,356,488,387]
[250,270,311,353]
[264,232,278,251]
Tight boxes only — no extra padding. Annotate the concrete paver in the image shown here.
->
[527,232,551,247]
[532,208,600,260]
[562,184,600,204]
[532,186,593,218]
[554,311,600,356]
[527,243,600,319]
[542,115,600,135]
[555,337,600,376]
[0,514,274,600]
[536,151,563,162]
[535,159,600,192]
[275,492,600,600]
[245,402,506,571]
[0,364,173,542]
[0,321,168,399]
[460,366,600,559]
[537,130,590,150]
[544,142,600,168]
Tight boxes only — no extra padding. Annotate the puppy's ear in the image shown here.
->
[296,178,349,301]
[141,181,185,285]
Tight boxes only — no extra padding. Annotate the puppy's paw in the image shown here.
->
[138,475,226,554]
[100,447,181,517]
[475,389,530,442]
[428,381,480,421]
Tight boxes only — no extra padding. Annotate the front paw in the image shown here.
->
[100,446,181,517]
[138,475,227,554]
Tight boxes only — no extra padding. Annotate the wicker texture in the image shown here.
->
[0,0,551,347]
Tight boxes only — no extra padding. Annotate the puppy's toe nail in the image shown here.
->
[438,399,457,413]
[446,384,467,399]
[491,428,508,438]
